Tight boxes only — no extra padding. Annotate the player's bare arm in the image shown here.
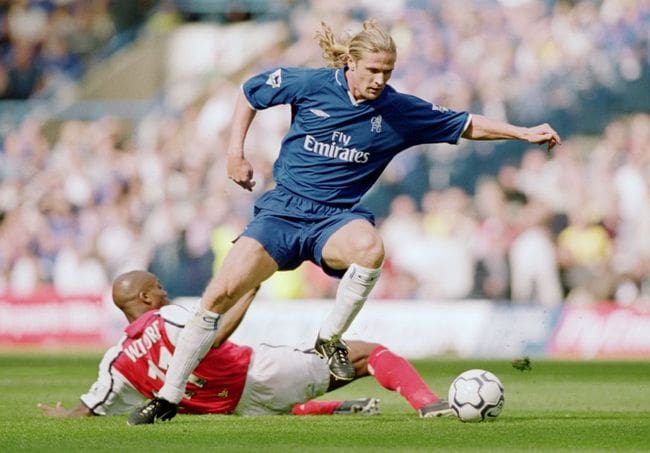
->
[37,401,93,417]
[212,286,259,346]
[462,114,561,151]
[226,91,258,191]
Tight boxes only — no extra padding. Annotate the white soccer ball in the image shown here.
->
[448,369,505,422]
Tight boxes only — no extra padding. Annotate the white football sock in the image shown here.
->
[318,263,381,340]
[157,307,220,403]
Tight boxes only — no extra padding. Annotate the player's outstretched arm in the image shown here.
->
[462,114,561,151]
[37,401,94,417]
[226,91,258,191]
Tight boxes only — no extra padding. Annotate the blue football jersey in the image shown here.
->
[242,66,470,207]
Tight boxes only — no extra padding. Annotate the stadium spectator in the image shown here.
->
[148,225,215,300]
[52,241,108,295]
[515,148,566,213]
[418,188,476,299]
[610,114,650,303]
[508,198,563,306]
[37,270,452,419]
[471,178,516,300]
[378,193,423,296]
[7,247,40,296]
[557,206,614,304]
[1,40,44,99]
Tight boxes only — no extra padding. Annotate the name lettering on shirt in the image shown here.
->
[124,322,162,362]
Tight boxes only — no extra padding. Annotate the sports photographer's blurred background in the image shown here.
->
[1,0,648,358]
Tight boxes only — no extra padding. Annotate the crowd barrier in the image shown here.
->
[1,292,649,359]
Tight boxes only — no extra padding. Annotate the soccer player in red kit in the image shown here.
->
[38,271,451,419]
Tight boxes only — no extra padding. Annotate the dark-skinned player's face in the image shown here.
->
[147,278,169,308]
[346,51,395,101]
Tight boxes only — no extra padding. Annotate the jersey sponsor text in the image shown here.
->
[303,133,369,163]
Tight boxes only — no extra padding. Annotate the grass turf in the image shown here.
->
[1,353,649,452]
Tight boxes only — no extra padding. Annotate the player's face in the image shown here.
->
[148,279,169,308]
[347,51,395,101]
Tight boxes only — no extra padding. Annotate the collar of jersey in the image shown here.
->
[335,67,366,107]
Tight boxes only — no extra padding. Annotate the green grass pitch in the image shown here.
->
[1,353,649,452]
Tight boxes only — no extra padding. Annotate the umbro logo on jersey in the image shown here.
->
[266,68,282,88]
[310,108,330,118]
[432,104,450,113]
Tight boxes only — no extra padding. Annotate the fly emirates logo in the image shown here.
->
[303,131,369,163]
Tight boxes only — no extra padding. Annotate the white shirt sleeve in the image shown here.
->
[158,300,196,346]
[79,343,146,416]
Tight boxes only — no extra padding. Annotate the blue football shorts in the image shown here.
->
[240,186,375,278]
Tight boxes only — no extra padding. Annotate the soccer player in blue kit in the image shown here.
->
[129,19,560,424]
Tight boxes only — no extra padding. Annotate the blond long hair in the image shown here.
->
[316,20,396,68]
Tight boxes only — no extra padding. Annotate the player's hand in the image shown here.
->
[523,123,561,151]
[227,154,256,191]
[37,401,69,417]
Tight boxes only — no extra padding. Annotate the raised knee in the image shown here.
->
[353,233,384,267]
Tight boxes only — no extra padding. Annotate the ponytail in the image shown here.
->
[317,20,396,68]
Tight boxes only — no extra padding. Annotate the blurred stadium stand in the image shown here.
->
[0,0,649,307]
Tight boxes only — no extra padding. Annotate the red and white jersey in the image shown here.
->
[80,303,252,415]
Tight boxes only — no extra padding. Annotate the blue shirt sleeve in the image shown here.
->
[242,67,310,110]
[392,93,470,146]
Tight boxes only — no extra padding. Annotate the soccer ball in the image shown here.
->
[448,369,505,422]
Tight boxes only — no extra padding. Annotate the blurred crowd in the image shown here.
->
[0,0,162,99]
[0,0,110,99]
[375,113,650,307]
[282,0,649,130]
[1,0,649,305]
